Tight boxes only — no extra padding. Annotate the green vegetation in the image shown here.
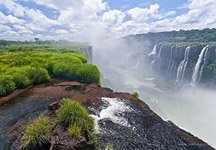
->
[162,42,216,47]
[21,98,97,148]
[0,75,16,96]
[105,143,114,150]
[58,98,95,141]
[132,92,139,98]
[129,28,216,43]
[68,124,81,139]
[21,116,51,149]
[0,44,100,96]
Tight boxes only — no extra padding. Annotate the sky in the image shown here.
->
[0,0,216,41]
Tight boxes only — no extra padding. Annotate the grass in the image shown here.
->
[0,44,100,97]
[132,92,139,98]
[68,124,81,139]
[58,98,96,141]
[21,116,51,149]
[105,143,114,150]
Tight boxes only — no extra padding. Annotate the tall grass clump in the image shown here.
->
[76,64,101,84]
[21,116,51,149]
[0,75,16,96]
[12,73,31,89]
[68,124,81,139]
[58,98,95,141]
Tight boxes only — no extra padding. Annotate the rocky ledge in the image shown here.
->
[1,80,214,150]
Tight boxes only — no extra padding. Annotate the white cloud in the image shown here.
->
[0,11,25,24]
[0,1,25,17]
[27,8,58,26]
[102,9,125,26]
[54,29,68,34]
[0,0,216,41]
[128,4,160,22]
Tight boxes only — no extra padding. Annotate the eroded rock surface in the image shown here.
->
[0,80,214,150]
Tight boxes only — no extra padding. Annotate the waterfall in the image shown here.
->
[150,45,163,70]
[167,47,174,76]
[148,45,157,56]
[191,45,209,87]
[176,46,191,83]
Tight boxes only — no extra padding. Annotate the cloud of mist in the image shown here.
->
[86,28,216,148]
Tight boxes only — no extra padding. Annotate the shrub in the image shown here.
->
[12,73,31,88]
[68,124,81,139]
[132,92,139,98]
[75,64,101,84]
[0,75,16,96]
[21,116,51,149]
[25,67,51,85]
[0,85,6,96]
[52,62,79,80]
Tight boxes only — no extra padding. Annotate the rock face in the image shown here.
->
[1,81,214,150]
[149,44,216,86]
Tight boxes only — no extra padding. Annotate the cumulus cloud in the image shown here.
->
[0,11,25,24]
[102,9,125,26]
[0,0,215,41]
[128,4,160,22]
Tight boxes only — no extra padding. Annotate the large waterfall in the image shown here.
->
[176,46,191,84]
[191,45,209,87]
[149,45,163,70]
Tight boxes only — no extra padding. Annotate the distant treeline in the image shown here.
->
[127,28,216,43]
[0,39,89,47]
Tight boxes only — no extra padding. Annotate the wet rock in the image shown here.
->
[1,81,214,150]
[48,102,60,111]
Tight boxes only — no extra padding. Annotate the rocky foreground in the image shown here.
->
[0,80,214,150]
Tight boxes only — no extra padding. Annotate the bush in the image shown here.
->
[12,73,31,89]
[0,85,6,96]
[76,64,101,84]
[25,67,51,85]
[52,62,79,80]
[21,116,51,149]
[68,124,81,139]
[0,75,16,96]
[132,92,139,98]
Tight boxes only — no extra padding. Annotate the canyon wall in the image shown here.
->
[149,44,216,86]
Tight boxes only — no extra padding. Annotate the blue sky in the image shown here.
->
[106,0,187,11]
[0,0,215,41]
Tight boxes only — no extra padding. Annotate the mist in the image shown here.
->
[90,37,216,148]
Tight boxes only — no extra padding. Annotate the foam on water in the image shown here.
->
[91,97,133,132]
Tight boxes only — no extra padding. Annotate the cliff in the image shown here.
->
[148,43,216,86]
[0,81,214,150]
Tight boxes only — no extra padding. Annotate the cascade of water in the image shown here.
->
[150,45,164,71]
[148,45,157,56]
[167,47,174,76]
[191,45,209,87]
[198,48,209,82]
[176,46,191,83]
